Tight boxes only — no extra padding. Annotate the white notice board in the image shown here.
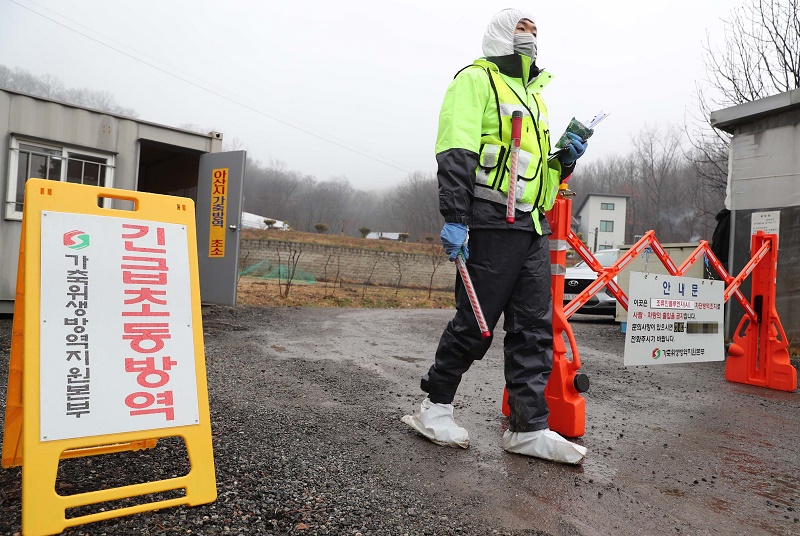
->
[624,272,724,366]
[39,211,200,441]
[751,210,780,247]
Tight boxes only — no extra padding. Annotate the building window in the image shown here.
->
[598,244,612,250]
[5,137,114,220]
[601,202,615,210]
[600,220,614,232]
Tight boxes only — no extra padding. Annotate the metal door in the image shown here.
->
[195,151,246,305]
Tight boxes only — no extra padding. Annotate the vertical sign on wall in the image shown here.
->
[751,210,780,247]
[208,168,228,257]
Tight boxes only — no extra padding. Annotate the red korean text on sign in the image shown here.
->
[120,224,177,421]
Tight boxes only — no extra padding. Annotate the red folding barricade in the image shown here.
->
[502,185,796,438]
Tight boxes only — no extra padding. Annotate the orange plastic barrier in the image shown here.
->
[501,186,797,437]
[501,188,589,438]
[725,232,797,391]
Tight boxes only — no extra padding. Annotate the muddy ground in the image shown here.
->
[1,307,798,535]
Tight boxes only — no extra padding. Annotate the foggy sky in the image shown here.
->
[0,0,742,190]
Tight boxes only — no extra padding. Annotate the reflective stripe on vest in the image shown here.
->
[474,187,534,211]
[472,65,553,213]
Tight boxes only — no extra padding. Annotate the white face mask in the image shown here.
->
[513,33,537,61]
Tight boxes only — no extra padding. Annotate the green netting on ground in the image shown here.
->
[239,260,316,284]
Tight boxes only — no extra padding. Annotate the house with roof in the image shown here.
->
[365,231,406,241]
[241,211,290,231]
[573,193,628,252]
[0,86,245,309]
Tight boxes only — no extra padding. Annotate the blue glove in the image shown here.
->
[558,132,589,164]
[441,223,469,261]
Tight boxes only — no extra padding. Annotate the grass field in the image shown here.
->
[240,228,445,255]
[239,229,453,308]
[238,277,456,309]
[235,230,800,361]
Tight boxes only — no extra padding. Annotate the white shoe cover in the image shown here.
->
[401,398,469,449]
[502,429,587,464]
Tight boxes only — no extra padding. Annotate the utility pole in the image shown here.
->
[593,227,598,252]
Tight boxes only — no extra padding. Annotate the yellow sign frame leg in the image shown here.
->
[1,216,27,467]
[2,179,216,535]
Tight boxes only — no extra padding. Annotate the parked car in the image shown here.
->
[563,249,619,315]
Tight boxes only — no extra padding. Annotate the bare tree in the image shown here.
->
[224,137,246,152]
[243,158,303,220]
[0,64,137,116]
[384,171,442,241]
[276,246,302,298]
[570,128,722,244]
[361,260,379,300]
[322,254,335,295]
[703,0,799,105]
[321,254,341,298]
[689,0,800,193]
[240,156,418,238]
[387,255,405,297]
[426,244,447,299]
[629,125,686,241]
[290,177,354,233]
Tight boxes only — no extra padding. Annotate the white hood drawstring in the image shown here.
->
[482,8,537,57]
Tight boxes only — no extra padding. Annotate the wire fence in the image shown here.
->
[238,260,316,284]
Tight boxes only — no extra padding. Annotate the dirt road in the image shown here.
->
[1,307,798,535]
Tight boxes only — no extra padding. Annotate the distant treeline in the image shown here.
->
[0,64,137,117]
[244,123,725,244]
[243,161,441,241]
[0,64,724,244]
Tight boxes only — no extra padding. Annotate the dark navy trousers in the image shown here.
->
[421,228,553,432]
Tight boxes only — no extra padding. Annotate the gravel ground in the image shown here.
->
[1,306,799,535]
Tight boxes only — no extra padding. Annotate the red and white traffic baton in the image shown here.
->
[505,110,524,224]
[454,250,491,338]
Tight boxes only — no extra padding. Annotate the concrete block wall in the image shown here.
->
[240,239,457,291]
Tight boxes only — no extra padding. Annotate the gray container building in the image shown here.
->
[710,88,800,340]
[0,87,226,313]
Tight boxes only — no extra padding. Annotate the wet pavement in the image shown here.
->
[1,307,798,535]
[249,307,800,535]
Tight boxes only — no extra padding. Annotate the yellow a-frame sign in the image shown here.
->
[2,179,216,535]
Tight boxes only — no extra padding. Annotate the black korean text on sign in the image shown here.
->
[64,254,90,418]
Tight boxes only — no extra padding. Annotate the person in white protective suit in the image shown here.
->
[401,8,589,465]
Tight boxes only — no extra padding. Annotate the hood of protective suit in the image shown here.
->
[482,8,537,57]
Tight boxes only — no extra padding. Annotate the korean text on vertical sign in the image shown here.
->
[208,168,228,258]
[751,210,780,247]
[624,272,724,366]
[39,211,200,441]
